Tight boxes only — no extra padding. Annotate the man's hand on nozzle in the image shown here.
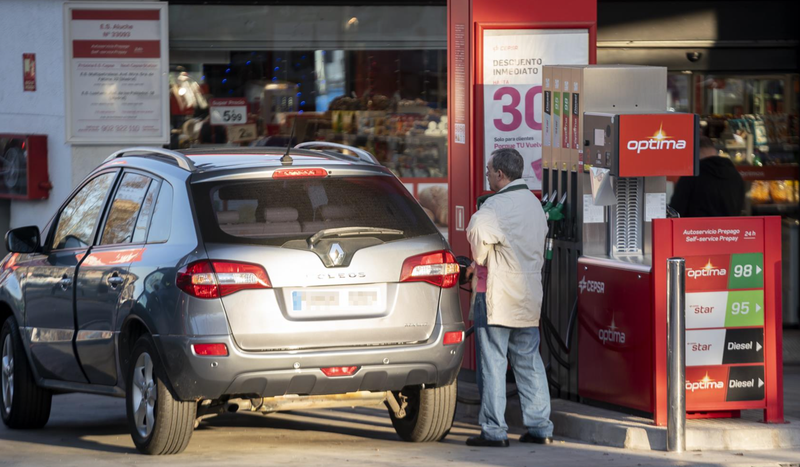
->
[466,261,476,280]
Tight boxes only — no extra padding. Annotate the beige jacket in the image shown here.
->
[466,179,548,327]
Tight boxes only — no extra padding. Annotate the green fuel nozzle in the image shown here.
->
[545,192,567,221]
[547,202,565,222]
[542,190,557,213]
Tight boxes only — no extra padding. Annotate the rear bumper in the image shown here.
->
[155,322,465,401]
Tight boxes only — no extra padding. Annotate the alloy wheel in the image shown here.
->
[1,335,13,415]
[131,352,157,438]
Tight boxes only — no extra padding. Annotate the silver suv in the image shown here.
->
[0,145,464,455]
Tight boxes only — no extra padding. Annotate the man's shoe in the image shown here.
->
[519,433,553,444]
[466,436,509,447]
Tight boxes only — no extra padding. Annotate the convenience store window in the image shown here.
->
[697,74,799,211]
[167,3,449,236]
[667,72,691,113]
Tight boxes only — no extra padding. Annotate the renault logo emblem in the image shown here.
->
[329,243,345,266]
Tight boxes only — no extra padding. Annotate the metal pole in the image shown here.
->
[667,257,686,452]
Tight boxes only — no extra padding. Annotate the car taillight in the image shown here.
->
[272,168,328,179]
[321,366,359,377]
[443,331,464,346]
[192,343,229,356]
[400,250,460,288]
[176,260,271,299]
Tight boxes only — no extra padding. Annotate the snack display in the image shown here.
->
[418,185,448,226]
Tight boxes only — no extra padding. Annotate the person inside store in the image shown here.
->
[464,148,553,448]
[669,135,745,217]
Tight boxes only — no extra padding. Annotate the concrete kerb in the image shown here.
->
[457,380,800,451]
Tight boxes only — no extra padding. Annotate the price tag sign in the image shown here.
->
[727,253,764,290]
[227,123,258,143]
[210,98,247,126]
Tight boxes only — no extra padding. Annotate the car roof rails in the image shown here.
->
[104,147,196,171]
[294,142,380,165]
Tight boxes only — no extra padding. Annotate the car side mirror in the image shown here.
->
[5,225,41,254]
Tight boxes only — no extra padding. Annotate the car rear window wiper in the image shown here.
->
[308,227,404,246]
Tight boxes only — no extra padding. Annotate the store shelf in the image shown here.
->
[751,203,799,215]
[737,164,799,181]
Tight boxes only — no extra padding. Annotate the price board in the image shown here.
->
[651,216,784,424]
[210,98,248,126]
[64,3,169,144]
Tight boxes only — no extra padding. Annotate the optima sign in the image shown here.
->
[617,113,698,177]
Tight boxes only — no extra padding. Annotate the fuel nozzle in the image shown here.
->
[545,192,567,222]
[542,190,557,213]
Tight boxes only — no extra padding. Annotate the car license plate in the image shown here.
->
[290,286,384,316]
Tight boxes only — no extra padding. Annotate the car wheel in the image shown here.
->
[126,334,196,455]
[1,316,52,429]
[389,380,457,442]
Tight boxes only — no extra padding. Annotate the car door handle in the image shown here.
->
[108,274,125,289]
[59,276,72,290]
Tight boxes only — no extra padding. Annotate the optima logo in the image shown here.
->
[687,259,727,279]
[686,372,725,392]
[598,315,625,345]
[626,122,687,154]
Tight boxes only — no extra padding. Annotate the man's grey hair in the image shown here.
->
[490,148,524,181]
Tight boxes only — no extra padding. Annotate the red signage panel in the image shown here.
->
[618,113,697,177]
[23,53,35,92]
[671,217,764,256]
[652,217,783,424]
[72,40,160,59]
[578,261,653,412]
[71,9,160,21]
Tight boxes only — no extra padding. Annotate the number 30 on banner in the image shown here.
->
[492,86,542,132]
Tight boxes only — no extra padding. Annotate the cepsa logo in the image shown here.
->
[578,276,605,294]
[626,122,688,154]
[618,113,696,177]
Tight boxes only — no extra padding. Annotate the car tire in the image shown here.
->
[126,334,196,455]
[1,316,52,429]
[389,380,457,442]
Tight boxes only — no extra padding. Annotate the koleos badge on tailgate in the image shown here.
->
[329,243,345,266]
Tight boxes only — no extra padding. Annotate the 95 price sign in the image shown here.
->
[210,98,248,126]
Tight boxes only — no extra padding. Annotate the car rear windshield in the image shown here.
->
[191,174,439,246]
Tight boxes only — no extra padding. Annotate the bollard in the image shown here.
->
[667,258,686,452]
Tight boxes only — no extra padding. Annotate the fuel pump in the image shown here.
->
[539,65,679,400]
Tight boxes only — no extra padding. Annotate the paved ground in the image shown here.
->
[1,385,799,466]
